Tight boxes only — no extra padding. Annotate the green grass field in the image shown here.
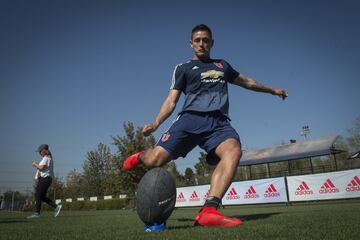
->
[1,200,359,240]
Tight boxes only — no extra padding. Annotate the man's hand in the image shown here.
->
[141,89,181,137]
[142,123,158,136]
[273,89,288,100]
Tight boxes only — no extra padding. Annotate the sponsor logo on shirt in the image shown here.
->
[200,70,224,81]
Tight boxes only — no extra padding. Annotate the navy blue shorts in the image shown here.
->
[157,111,241,165]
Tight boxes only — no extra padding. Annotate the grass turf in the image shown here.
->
[0,200,359,240]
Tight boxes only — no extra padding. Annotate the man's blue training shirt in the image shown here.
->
[170,59,239,118]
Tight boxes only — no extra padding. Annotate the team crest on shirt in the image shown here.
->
[161,133,171,142]
[214,62,223,68]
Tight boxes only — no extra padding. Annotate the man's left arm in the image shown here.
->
[232,74,288,100]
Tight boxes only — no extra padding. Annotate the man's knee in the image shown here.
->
[233,144,242,160]
[216,139,242,164]
[229,145,242,165]
[141,147,171,167]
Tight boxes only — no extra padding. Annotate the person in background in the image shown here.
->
[27,144,62,218]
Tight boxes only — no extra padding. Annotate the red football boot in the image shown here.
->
[194,207,243,227]
[123,151,144,170]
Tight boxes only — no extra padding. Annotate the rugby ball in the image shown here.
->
[136,167,176,225]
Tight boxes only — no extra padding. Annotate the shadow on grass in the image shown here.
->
[170,212,281,229]
[0,219,29,224]
[168,225,195,230]
[233,212,281,221]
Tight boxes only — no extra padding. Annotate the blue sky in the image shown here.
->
[1,0,359,193]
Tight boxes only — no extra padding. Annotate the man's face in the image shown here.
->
[190,30,213,60]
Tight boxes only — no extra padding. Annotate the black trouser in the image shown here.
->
[35,176,56,213]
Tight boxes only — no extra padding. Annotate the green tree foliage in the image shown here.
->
[194,152,208,176]
[48,177,66,200]
[194,152,213,184]
[331,136,352,170]
[3,191,27,202]
[164,161,185,187]
[184,167,195,185]
[65,169,84,198]
[101,155,123,196]
[112,122,156,196]
[347,116,360,152]
[83,143,113,197]
[1,191,28,211]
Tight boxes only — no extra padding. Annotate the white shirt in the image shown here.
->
[35,156,54,179]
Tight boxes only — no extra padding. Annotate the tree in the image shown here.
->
[65,169,84,198]
[184,167,195,185]
[83,143,113,197]
[194,152,213,177]
[102,155,124,196]
[3,191,26,202]
[2,191,27,211]
[48,177,65,200]
[165,161,185,186]
[194,151,214,184]
[112,122,156,195]
[347,116,360,152]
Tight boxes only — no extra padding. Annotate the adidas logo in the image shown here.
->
[176,192,186,202]
[192,66,199,70]
[244,186,259,199]
[295,181,314,195]
[189,191,200,201]
[226,187,240,200]
[346,176,360,192]
[319,179,339,194]
[264,184,280,197]
[203,189,210,200]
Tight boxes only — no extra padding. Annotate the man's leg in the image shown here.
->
[208,138,242,199]
[124,112,200,170]
[123,146,173,170]
[195,138,243,227]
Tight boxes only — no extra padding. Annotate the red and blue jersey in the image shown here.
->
[170,59,239,118]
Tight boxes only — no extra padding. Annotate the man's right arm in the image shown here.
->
[142,89,181,136]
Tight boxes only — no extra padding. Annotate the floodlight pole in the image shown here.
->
[301,125,310,140]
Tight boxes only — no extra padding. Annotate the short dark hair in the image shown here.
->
[191,24,212,40]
